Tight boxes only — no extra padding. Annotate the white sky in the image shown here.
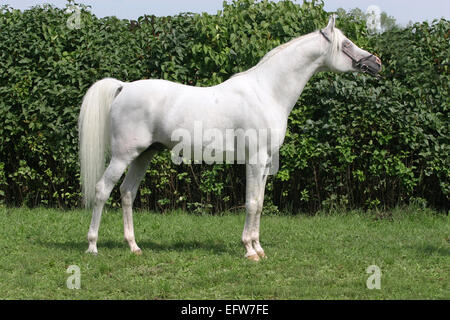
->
[2,0,449,25]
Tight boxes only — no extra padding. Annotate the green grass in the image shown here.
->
[0,206,448,299]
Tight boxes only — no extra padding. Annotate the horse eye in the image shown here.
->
[343,41,351,48]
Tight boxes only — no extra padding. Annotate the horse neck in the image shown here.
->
[250,32,325,117]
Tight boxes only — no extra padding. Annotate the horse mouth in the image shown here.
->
[361,64,382,78]
[357,55,382,78]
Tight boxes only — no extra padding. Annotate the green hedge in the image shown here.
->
[0,0,448,212]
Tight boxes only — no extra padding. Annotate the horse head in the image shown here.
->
[321,15,382,77]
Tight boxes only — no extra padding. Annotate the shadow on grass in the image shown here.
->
[413,244,450,257]
[37,238,236,256]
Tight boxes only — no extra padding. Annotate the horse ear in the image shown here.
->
[325,14,336,32]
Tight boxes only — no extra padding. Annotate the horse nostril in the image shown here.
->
[375,56,382,66]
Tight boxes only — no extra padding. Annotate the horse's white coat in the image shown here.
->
[79,16,380,259]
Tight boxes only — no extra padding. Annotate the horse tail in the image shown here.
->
[78,78,124,208]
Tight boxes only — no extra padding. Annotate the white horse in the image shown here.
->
[78,16,381,261]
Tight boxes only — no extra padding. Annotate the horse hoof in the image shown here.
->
[133,249,142,256]
[257,251,267,259]
[86,248,98,255]
[246,254,260,262]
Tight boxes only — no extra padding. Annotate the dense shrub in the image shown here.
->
[0,0,448,212]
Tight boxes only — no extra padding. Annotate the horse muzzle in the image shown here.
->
[355,55,382,78]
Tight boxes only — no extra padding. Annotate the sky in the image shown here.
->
[2,0,449,26]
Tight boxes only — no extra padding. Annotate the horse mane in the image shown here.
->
[231,28,345,79]
[326,27,345,62]
[231,33,312,78]
[255,33,312,67]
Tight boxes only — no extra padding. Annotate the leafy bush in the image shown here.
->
[0,0,448,212]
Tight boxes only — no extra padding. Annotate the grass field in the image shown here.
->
[0,206,448,299]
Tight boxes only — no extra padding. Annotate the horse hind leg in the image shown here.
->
[120,148,157,254]
[87,157,129,254]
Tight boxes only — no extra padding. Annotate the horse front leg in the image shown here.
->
[252,173,268,259]
[242,164,267,261]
